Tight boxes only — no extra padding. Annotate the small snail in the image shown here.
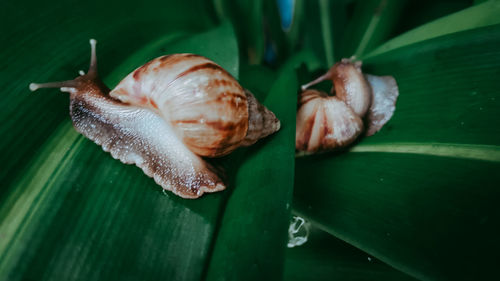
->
[30,39,280,198]
[296,59,399,154]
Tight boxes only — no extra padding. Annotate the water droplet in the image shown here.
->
[287,215,310,248]
[367,257,372,262]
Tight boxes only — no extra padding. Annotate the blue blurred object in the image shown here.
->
[264,41,277,64]
[277,0,295,31]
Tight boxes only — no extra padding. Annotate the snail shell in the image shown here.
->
[297,59,399,153]
[111,54,279,157]
[30,39,280,198]
[296,89,363,152]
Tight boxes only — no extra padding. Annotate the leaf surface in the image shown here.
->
[1,22,238,281]
[284,226,418,281]
[365,0,500,58]
[294,24,500,281]
[205,53,300,281]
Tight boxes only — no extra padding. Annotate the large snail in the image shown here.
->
[296,59,399,154]
[30,39,280,199]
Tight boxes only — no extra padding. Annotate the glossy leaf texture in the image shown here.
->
[284,225,418,281]
[0,23,232,281]
[0,16,296,281]
[366,0,500,58]
[294,23,500,281]
[205,55,299,281]
[0,0,217,197]
[3,0,500,281]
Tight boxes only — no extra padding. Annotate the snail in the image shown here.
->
[29,39,280,199]
[296,59,399,154]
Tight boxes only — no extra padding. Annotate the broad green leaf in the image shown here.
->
[239,64,278,100]
[0,23,235,281]
[365,0,500,58]
[205,54,299,281]
[284,226,418,281]
[390,0,473,39]
[0,0,216,200]
[362,24,500,146]
[3,1,500,280]
[294,25,500,281]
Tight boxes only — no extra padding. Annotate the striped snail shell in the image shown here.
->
[297,59,399,154]
[29,39,280,198]
[295,89,364,153]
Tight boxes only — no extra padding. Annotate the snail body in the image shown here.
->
[297,59,399,154]
[30,39,280,198]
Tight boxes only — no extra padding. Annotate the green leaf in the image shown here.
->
[205,54,299,281]
[284,226,418,281]
[239,64,278,100]
[294,25,500,281]
[365,0,500,58]
[390,0,473,40]
[4,1,500,280]
[1,23,236,281]
[363,25,500,146]
[0,0,217,200]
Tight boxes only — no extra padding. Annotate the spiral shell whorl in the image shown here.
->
[110,54,248,157]
[110,54,277,157]
[241,90,280,146]
[296,90,363,153]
